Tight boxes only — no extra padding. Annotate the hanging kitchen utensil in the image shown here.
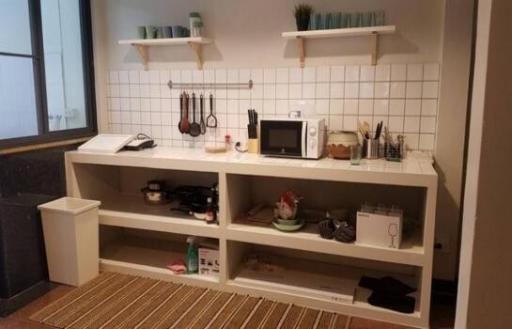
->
[178,92,185,134]
[200,94,206,135]
[189,92,201,137]
[179,92,191,134]
[206,93,218,128]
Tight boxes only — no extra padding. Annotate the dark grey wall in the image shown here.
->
[0,145,78,198]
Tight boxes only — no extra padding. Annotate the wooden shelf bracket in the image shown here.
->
[297,37,305,68]
[133,44,149,70]
[370,32,379,65]
[188,42,204,70]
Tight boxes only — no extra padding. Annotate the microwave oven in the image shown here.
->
[259,118,325,159]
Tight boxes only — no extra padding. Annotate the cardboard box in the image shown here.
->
[199,248,220,278]
[356,211,403,249]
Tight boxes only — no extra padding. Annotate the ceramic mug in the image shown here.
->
[137,26,146,39]
[171,25,182,38]
[353,12,363,27]
[325,13,333,29]
[163,26,173,38]
[155,26,164,38]
[334,12,342,29]
[145,25,157,39]
[343,13,352,28]
[314,13,323,30]
[362,12,373,27]
[375,11,385,26]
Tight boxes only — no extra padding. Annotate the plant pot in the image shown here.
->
[295,14,311,31]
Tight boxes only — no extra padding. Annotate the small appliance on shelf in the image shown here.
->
[259,114,325,159]
[141,180,170,205]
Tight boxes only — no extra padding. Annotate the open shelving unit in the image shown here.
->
[100,227,219,288]
[281,25,396,67]
[118,37,212,70]
[66,147,436,328]
[99,194,220,238]
[226,223,424,266]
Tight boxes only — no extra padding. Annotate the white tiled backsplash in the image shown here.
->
[107,63,440,151]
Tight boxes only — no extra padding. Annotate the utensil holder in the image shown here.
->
[364,139,381,159]
[385,139,405,162]
[247,139,259,154]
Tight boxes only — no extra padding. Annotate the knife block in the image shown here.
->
[247,139,259,154]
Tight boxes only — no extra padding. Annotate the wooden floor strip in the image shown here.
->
[297,309,320,329]
[30,272,117,322]
[69,277,156,329]
[279,305,304,329]
[316,312,335,329]
[153,288,209,329]
[223,297,261,329]
[135,285,195,329]
[260,302,289,329]
[111,282,182,329]
[189,292,234,329]
[244,299,274,329]
[206,295,248,329]
[45,274,135,327]
[171,290,220,329]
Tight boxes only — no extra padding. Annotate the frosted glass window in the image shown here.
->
[0,0,94,147]
[41,0,87,131]
[0,56,38,139]
[0,0,32,55]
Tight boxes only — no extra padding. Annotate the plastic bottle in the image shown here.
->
[186,237,199,274]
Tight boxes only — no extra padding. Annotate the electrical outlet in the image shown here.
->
[434,234,451,254]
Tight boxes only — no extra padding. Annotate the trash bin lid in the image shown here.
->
[37,197,101,216]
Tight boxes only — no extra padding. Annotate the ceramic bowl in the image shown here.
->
[276,218,300,226]
[272,219,305,232]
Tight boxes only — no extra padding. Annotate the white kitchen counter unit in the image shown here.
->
[65,146,437,329]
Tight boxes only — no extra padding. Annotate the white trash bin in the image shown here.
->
[38,197,101,286]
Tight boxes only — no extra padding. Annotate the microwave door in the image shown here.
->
[261,121,303,157]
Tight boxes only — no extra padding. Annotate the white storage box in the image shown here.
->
[38,197,101,286]
[198,248,220,278]
[356,210,403,249]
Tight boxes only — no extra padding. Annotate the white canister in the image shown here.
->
[189,13,202,37]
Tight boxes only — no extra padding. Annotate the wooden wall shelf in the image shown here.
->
[118,37,212,70]
[281,25,396,67]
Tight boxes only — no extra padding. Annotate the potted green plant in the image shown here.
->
[294,4,313,31]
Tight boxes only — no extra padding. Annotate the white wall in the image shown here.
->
[433,0,475,280]
[99,0,444,69]
[456,0,512,328]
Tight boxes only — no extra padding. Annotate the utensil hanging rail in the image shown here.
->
[168,80,253,90]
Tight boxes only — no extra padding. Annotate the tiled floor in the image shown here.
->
[0,285,454,329]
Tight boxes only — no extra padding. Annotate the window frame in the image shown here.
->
[0,0,97,150]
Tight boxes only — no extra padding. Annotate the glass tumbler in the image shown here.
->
[350,145,362,165]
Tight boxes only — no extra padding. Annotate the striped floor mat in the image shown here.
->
[30,272,349,329]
